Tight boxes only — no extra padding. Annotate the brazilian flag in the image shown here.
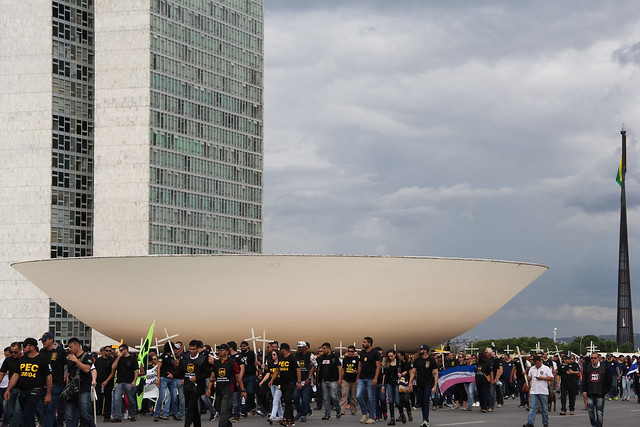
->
[136,321,155,409]
[617,157,624,187]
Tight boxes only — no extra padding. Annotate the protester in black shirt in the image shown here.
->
[39,332,66,427]
[95,347,115,422]
[0,342,23,427]
[409,344,438,427]
[583,352,612,427]
[154,342,179,421]
[396,351,413,422]
[4,338,52,427]
[356,337,381,424]
[259,350,282,423]
[177,340,210,427]
[269,343,301,427]
[108,343,140,422]
[339,345,359,416]
[65,337,96,427]
[316,343,341,420]
[558,355,580,415]
[207,344,245,427]
[239,341,256,417]
[293,341,315,422]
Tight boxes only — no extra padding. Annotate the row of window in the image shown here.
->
[53,115,93,137]
[152,0,263,32]
[150,59,261,106]
[52,189,93,210]
[51,226,92,246]
[53,95,94,118]
[53,19,93,45]
[53,1,94,29]
[149,227,262,253]
[52,150,93,174]
[53,78,94,101]
[150,205,261,235]
[151,166,261,203]
[52,169,93,191]
[53,40,93,65]
[53,58,93,82]
[151,110,261,144]
[51,206,92,229]
[150,16,261,69]
[151,141,261,172]
[151,126,261,154]
[149,243,256,255]
[150,184,261,219]
[51,245,91,258]
[150,38,262,88]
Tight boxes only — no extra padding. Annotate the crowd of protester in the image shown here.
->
[1,334,639,427]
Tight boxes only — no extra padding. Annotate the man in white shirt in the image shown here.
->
[523,355,554,427]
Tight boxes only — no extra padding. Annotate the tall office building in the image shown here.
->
[0,0,264,346]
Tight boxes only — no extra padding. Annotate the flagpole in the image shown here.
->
[617,129,634,347]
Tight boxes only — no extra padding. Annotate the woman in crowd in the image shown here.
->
[258,350,282,424]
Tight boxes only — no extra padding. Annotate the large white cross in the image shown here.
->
[336,341,348,358]
[503,344,513,355]
[586,341,599,354]
[464,344,479,354]
[244,328,262,354]
[531,342,543,354]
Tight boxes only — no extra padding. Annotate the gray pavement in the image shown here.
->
[103,397,640,427]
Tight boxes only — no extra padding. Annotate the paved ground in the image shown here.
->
[103,397,640,427]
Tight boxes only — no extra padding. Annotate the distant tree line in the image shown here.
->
[457,335,635,355]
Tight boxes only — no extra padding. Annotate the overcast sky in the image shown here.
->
[260,0,640,341]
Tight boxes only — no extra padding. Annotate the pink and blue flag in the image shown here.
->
[437,365,477,394]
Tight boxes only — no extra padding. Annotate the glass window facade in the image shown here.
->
[149,0,264,254]
[49,0,95,346]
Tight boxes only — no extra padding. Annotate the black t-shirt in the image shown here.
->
[159,353,175,378]
[67,352,94,393]
[443,357,458,369]
[268,360,279,385]
[383,363,401,385]
[213,358,240,394]
[16,353,51,390]
[240,350,256,377]
[94,356,114,383]
[173,353,186,379]
[558,362,579,385]
[359,349,381,380]
[116,355,138,384]
[413,356,437,387]
[296,352,312,381]
[179,353,210,391]
[342,356,359,382]
[40,345,67,386]
[1,356,20,377]
[277,354,299,383]
[317,353,340,382]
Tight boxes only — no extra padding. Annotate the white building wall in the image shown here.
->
[93,0,152,257]
[0,1,53,344]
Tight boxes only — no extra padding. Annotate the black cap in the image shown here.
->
[419,344,430,352]
[217,344,229,351]
[23,338,38,348]
[40,332,54,342]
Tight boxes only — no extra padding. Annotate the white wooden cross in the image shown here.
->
[252,329,272,358]
[336,341,348,358]
[464,343,479,354]
[503,344,513,355]
[157,328,179,358]
[531,342,543,354]
[244,328,262,354]
[586,341,599,354]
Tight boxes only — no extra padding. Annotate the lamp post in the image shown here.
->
[579,336,584,355]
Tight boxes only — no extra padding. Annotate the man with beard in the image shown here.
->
[293,342,315,422]
[558,355,580,416]
[409,345,438,427]
[108,344,140,422]
[339,346,359,417]
[95,347,115,422]
[583,352,612,427]
[65,337,96,427]
[0,343,23,427]
[177,340,210,427]
[207,344,245,427]
[269,344,301,427]
[3,338,52,427]
[39,332,66,427]
[356,337,381,425]
[239,341,256,418]
[316,343,341,421]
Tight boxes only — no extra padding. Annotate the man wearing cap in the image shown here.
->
[523,355,554,427]
[65,337,96,427]
[409,345,438,427]
[239,341,257,417]
[269,343,301,427]
[603,354,620,401]
[339,345,359,416]
[39,331,67,427]
[207,344,245,427]
[557,355,579,415]
[3,338,52,427]
[227,341,244,422]
[356,337,381,425]
[108,344,140,422]
[294,341,315,422]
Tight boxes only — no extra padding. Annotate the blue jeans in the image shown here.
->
[356,379,376,417]
[113,382,138,420]
[383,384,399,420]
[415,385,432,423]
[241,375,256,415]
[527,394,549,426]
[607,375,617,398]
[66,391,96,427]
[175,380,185,418]
[154,377,177,417]
[587,396,605,427]
[321,381,340,417]
[6,388,22,427]
[42,384,63,427]
[293,382,311,418]
[269,385,282,420]
[464,382,475,410]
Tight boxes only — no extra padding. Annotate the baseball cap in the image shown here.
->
[217,344,229,351]
[40,332,54,342]
[419,344,430,352]
[297,341,306,347]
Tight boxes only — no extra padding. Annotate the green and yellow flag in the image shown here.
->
[616,157,623,187]
[136,321,155,408]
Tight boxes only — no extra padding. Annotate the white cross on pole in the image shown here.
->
[503,344,513,355]
[586,341,599,354]
[252,330,271,358]
[244,328,262,354]
[464,343,479,355]
[336,341,348,358]
[531,342,542,354]
[157,328,179,358]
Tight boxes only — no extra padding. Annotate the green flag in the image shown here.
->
[136,321,155,409]
[616,157,623,187]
